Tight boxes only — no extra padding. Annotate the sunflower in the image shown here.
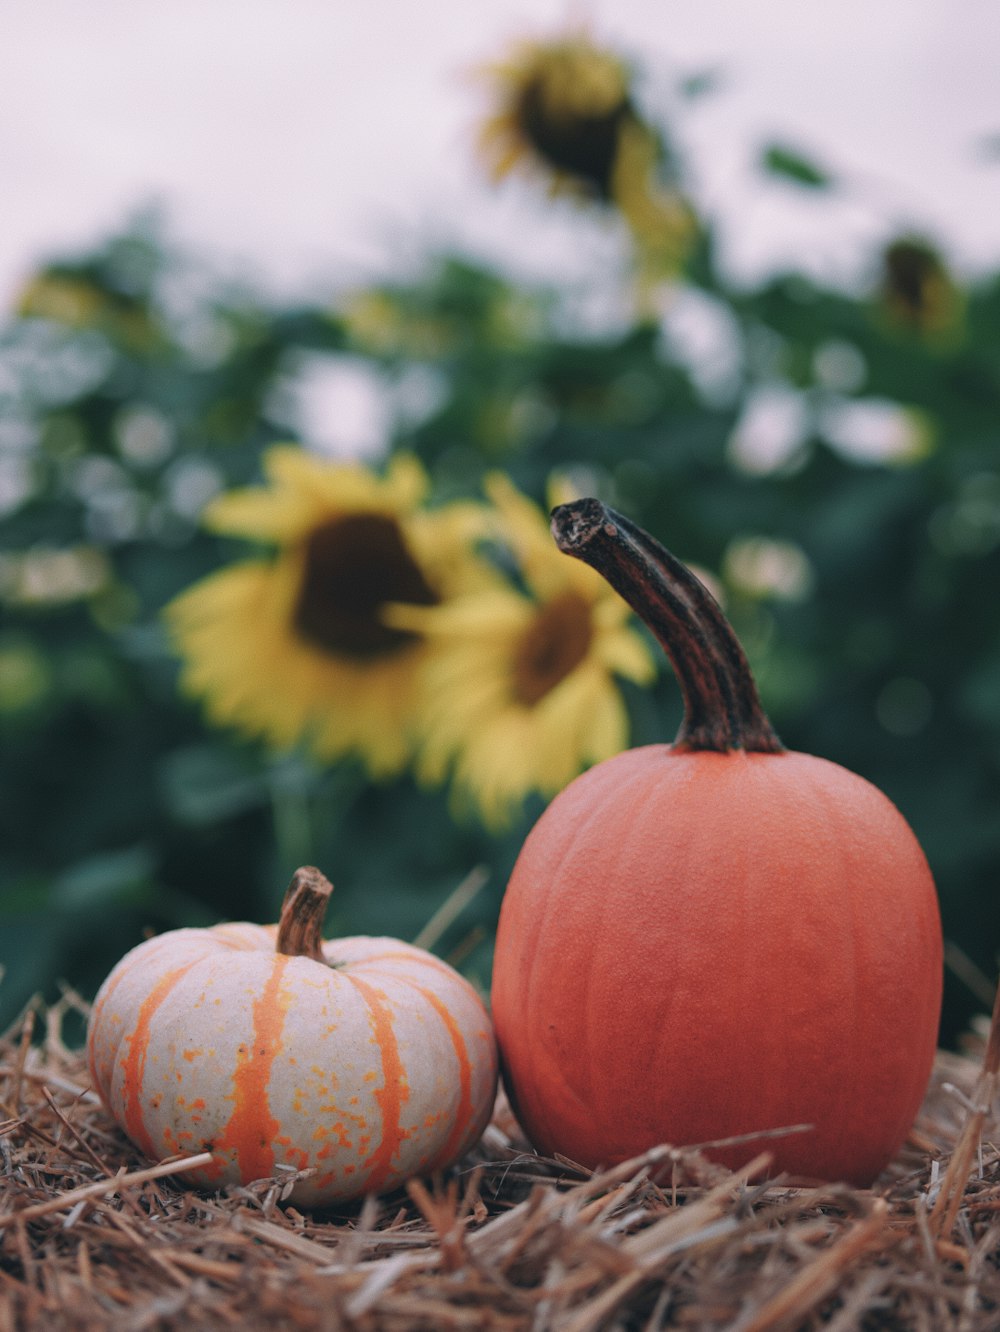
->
[477,32,695,278]
[165,447,491,777]
[610,117,698,284]
[879,237,963,340]
[479,34,635,200]
[388,475,655,828]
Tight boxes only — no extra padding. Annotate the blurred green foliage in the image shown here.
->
[2,181,1000,1047]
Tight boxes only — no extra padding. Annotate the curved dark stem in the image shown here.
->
[276,866,333,961]
[551,498,784,753]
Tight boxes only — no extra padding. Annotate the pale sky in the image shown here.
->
[2,0,999,310]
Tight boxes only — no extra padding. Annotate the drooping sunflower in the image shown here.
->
[477,32,695,278]
[879,237,963,340]
[389,475,655,828]
[165,447,491,778]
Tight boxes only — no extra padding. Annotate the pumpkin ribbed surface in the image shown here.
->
[490,498,944,1188]
[88,922,497,1206]
[493,745,942,1185]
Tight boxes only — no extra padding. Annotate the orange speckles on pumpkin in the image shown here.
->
[87,886,498,1208]
[274,1133,310,1171]
[332,1122,353,1148]
[88,936,176,1095]
[121,960,199,1159]
[399,978,476,1174]
[211,957,292,1183]
[283,1145,309,1171]
[348,975,410,1192]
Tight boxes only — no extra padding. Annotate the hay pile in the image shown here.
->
[3,988,1000,1331]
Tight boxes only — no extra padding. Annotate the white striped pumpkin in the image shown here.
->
[87,867,498,1206]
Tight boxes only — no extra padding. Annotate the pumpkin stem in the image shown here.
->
[276,865,333,962]
[550,498,784,753]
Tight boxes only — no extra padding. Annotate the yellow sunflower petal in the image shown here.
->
[205,448,434,544]
[386,588,529,638]
[407,520,652,827]
[476,33,632,200]
[593,622,656,684]
[165,453,490,778]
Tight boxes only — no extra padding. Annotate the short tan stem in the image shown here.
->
[276,866,333,962]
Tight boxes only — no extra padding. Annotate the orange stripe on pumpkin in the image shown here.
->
[353,962,481,1167]
[89,936,176,1099]
[408,981,475,1172]
[121,959,200,1158]
[212,957,291,1184]
[348,975,409,1193]
[356,950,462,982]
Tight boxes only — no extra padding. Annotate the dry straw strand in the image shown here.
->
[3,988,1000,1329]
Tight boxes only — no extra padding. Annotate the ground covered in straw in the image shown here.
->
[3,990,1000,1331]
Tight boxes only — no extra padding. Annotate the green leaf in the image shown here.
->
[51,845,155,909]
[159,744,269,826]
[677,68,725,100]
[761,143,832,189]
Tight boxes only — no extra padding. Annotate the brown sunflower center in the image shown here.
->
[882,239,949,328]
[293,513,438,658]
[516,78,631,199]
[513,591,593,705]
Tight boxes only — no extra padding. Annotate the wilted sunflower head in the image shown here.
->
[477,31,697,285]
[166,448,492,777]
[880,237,961,337]
[478,33,638,200]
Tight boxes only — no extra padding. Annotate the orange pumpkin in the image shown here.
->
[88,867,498,1205]
[491,499,942,1186]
